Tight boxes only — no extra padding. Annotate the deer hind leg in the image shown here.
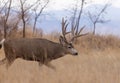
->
[0,58,7,65]
[5,57,15,69]
[6,59,15,69]
[0,57,15,69]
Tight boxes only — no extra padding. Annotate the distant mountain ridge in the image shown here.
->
[38,4,120,36]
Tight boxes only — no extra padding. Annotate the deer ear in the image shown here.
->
[59,36,66,46]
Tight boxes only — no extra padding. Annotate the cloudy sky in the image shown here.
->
[24,0,120,11]
[30,0,118,36]
[11,0,120,35]
[46,0,120,11]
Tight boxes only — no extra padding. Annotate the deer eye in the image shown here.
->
[68,46,72,48]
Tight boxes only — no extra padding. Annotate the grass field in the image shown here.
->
[0,35,120,83]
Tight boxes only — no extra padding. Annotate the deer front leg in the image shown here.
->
[44,62,56,70]
[38,62,43,67]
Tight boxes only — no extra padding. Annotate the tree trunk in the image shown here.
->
[33,18,37,36]
[93,23,96,35]
[3,22,7,38]
[22,18,26,38]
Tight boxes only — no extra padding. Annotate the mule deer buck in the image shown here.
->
[0,18,87,69]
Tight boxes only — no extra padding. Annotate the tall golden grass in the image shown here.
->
[0,30,120,83]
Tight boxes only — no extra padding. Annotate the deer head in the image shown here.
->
[59,18,88,55]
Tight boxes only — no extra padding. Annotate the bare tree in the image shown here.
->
[70,0,88,43]
[19,0,39,38]
[0,0,12,38]
[0,0,22,38]
[32,0,49,36]
[0,0,8,14]
[7,17,21,37]
[88,4,110,35]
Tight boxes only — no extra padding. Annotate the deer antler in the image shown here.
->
[71,25,89,42]
[61,18,70,43]
[61,17,88,43]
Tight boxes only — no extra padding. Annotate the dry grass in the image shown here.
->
[0,34,120,83]
[76,34,120,53]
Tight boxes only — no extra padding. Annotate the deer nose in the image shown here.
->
[75,53,78,55]
[73,52,78,55]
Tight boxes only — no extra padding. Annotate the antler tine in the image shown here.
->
[75,32,89,38]
[70,25,89,42]
[62,18,69,35]
[71,32,89,42]
[78,25,85,34]
[71,26,76,36]
[61,18,70,42]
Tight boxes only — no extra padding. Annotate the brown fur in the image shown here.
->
[0,38,77,68]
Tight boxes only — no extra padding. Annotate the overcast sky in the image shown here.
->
[45,0,120,11]
[16,0,120,11]
[9,0,120,35]
[41,0,120,35]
